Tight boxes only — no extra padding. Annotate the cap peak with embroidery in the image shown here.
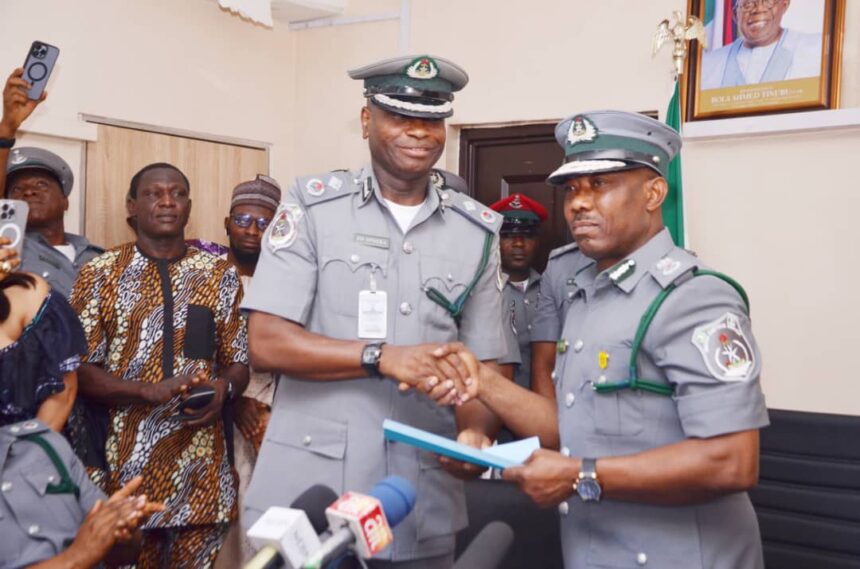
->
[348,54,468,119]
[5,147,74,196]
[546,110,681,185]
[490,193,547,235]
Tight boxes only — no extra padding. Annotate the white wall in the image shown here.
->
[0,0,298,232]
[287,0,860,416]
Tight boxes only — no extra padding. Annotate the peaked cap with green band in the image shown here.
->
[348,55,469,119]
[546,110,681,185]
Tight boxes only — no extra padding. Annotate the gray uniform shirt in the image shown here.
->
[0,420,106,569]
[530,243,590,344]
[501,269,541,389]
[554,229,769,569]
[241,166,505,561]
[20,232,104,298]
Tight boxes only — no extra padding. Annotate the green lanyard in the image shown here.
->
[425,232,494,325]
[593,270,750,397]
[22,434,81,499]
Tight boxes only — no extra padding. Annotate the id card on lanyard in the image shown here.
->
[358,268,387,339]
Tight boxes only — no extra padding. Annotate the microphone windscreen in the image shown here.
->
[453,521,515,569]
[368,476,416,527]
[290,484,338,535]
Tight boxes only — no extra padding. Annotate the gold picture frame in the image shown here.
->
[683,0,844,121]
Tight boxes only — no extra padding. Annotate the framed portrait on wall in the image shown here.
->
[684,0,845,121]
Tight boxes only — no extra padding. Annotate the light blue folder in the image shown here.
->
[383,419,539,470]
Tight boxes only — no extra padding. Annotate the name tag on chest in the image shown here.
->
[358,290,387,339]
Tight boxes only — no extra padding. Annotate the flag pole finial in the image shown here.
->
[652,10,707,78]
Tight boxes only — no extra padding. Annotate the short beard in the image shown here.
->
[231,247,260,267]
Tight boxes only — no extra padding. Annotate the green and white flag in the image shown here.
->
[664,81,685,247]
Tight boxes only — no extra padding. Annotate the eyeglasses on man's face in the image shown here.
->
[737,0,780,13]
[230,213,271,230]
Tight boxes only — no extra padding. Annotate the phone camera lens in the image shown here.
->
[32,43,48,59]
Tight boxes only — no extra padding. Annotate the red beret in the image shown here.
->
[489,193,548,222]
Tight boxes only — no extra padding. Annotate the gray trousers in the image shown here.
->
[368,553,455,569]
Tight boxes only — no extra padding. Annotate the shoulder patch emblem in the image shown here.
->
[480,210,496,224]
[306,178,325,197]
[430,170,444,190]
[268,203,303,251]
[692,312,755,382]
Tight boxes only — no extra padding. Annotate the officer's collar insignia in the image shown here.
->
[268,203,303,251]
[510,195,522,209]
[481,210,496,223]
[405,56,439,80]
[567,116,598,146]
[463,200,477,212]
[306,178,325,197]
[10,150,26,165]
[656,256,681,277]
[430,170,444,190]
[361,177,374,202]
[692,312,755,382]
[608,258,636,284]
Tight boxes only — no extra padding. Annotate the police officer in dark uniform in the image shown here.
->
[241,55,506,569]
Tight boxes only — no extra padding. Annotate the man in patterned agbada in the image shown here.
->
[69,163,250,568]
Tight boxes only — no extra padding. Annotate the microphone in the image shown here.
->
[453,521,515,569]
[245,485,338,569]
[301,476,417,569]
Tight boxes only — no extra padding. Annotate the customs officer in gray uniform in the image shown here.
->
[5,148,103,297]
[501,111,769,569]
[0,419,153,568]
[241,55,506,568]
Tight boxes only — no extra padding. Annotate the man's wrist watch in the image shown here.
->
[361,342,385,378]
[0,138,15,149]
[574,458,602,502]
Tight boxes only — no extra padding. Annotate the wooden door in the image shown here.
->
[459,124,565,273]
[85,124,268,249]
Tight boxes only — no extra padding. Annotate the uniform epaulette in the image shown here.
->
[444,190,502,233]
[4,419,49,437]
[648,248,700,289]
[295,171,359,207]
[548,242,580,259]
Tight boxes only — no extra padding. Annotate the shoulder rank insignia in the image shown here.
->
[306,178,325,197]
[691,312,755,382]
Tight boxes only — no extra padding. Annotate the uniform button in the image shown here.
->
[637,552,648,565]
[564,392,575,407]
[1,481,11,492]
[399,302,412,315]
[550,371,556,381]
[28,524,40,535]
[446,273,454,282]
[527,324,532,331]
[567,291,575,300]
[558,501,569,516]
[441,191,450,200]
[42,271,50,278]
[402,241,414,254]
[47,475,55,483]
[523,299,530,305]
[561,446,570,456]
[597,375,607,384]
[302,435,312,446]
[573,339,584,352]
[349,254,360,263]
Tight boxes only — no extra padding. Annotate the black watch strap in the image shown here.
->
[361,342,385,378]
[0,138,15,149]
